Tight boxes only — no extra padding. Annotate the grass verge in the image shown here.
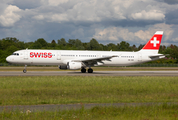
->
[0,76,178,105]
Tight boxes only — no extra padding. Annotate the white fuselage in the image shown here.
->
[6,49,159,67]
[5,31,164,73]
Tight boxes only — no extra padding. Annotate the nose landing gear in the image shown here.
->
[23,65,27,73]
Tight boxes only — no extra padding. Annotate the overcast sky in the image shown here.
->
[0,0,178,46]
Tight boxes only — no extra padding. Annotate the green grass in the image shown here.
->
[1,104,178,120]
[0,76,178,105]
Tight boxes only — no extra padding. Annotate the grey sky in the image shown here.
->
[0,0,178,46]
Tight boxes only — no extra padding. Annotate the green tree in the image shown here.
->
[131,44,137,51]
[164,47,172,55]
[26,42,34,49]
[58,38,66,46]
[68,39,76,46]
[82,42,88,50]
[117,41,131,51]
[87,38,102,50]
[100,43,107,51]
[159,45,166,53]
[0,50,7,63]
[51,40,57,48]
[138,44,145,50]
[1,38,13,50]
[30,38,48,49]
[0,40,2,50]
[169,45,178,59]
[107,43,117,51]
[36,38,48,48]
[74,39,84,50]
[6,45,18,53]
[31,42,42,49]
[17,41,26,49]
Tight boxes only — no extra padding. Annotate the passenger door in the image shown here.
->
[138,53,142,61]
[24,49,28,60]
[57,52,61,60]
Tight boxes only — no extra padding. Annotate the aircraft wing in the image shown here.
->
[72,55,117,63]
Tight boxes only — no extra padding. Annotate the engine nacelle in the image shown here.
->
[68,62,82,70]
[59,65,68,70]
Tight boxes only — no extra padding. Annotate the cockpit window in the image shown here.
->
[12,53,19,56]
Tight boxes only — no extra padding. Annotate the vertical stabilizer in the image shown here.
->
[139,31,163,54]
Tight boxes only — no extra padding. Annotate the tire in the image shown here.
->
[81,68,86,73]
[23,69,27,73]
[88,69,93,73]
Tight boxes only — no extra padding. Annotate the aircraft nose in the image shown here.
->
[6,56,11,63]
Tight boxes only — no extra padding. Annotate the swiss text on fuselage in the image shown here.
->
[30,52,52,58]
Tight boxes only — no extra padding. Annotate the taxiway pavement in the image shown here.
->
[0,71,178,76]
[0,102,177,112]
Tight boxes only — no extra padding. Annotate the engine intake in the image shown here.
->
[59,62,82,70]
[68,62,82,70]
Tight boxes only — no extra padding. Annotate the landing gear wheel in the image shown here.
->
[81,68,86,73]
[23,69,27,73]
[23,65,27,73]
[88,68,93,73]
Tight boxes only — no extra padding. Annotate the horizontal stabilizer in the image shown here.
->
[149,54,166,58]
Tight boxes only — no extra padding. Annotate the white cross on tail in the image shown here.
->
[150,37,159,47]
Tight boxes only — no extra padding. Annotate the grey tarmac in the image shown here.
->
[1,71,178,76]
[0,102,177,112]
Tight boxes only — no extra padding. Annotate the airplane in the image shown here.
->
[6,31,165,73]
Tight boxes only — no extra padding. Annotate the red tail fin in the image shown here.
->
[142,31,163,50]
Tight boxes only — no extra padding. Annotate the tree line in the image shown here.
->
[0,37,178,64]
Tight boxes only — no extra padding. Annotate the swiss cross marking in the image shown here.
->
[150,37,159,47]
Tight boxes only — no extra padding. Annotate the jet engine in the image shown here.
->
[59,65,68,70]
[68,62,82,70]
[59,62,82,70]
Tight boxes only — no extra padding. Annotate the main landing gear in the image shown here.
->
[81,67,93,73]
[23,65,27,73]
[81,67,86,73]
[88,68,93,73]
